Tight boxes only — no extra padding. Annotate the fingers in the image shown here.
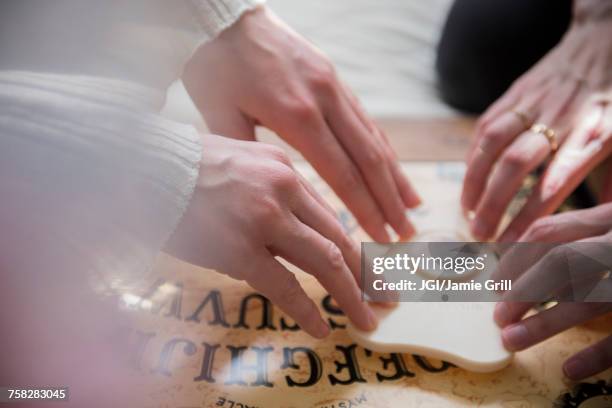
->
[258,143,338,219]
[502,236,612,306]
[499,103,611,242]
[324,90,414,240]
[564,334,612,381]
[492,206,612,283]
[494,301,537,327]
[519,205,612,243]
[376,125,421,209]
[340,83,421,209]
[295,170,337,219]
[470,127,550,240]
[270,213,377,332]
[500,302,612,351]
[462,102,537,214]
[476,80,524,133]
[277,108,391,242]
[246,256,330,338]
[291,182,361,284]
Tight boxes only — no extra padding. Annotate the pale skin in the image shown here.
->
[464,0,612,380]
[183,6,421,243]
[168,5,423,338]
[463,9,612,242]
[165,134,377,338]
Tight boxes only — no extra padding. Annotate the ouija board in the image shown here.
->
[111,162,612,408]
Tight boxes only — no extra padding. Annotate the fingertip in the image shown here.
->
[363,304,378,331]
[405,192,422,209]
[494,302,510,327]
[398,222,416,242]
[371,300,398,309]
[563,357,587,381]
[312,319,331,339]
[394,216,415,241]
[470,217,490,241]
[501,323,529,351]
[370,226,391,243]
[461,191,476,215]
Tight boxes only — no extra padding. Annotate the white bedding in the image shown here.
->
[163,0,457,126]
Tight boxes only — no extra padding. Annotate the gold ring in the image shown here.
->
[530,123,558,153]
[510,108,532,128]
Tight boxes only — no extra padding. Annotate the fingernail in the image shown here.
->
[408,194,422,208]
[364,305,378,331]
[374,227,391,243]
[563,357,588,381]
[494,302,510,327]
[398,220,415,242]
[315,319,330,338]
[461,195,474,214]
[470,218,489,241]
[502,324,529,351]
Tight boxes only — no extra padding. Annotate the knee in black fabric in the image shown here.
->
[435,0,572,114]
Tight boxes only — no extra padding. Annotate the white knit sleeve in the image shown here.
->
[0,71,202,294]
[187,0,265,41]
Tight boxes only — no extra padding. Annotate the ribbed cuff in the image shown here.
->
[189,0,265,41]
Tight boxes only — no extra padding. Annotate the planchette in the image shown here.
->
[347,302,513,373]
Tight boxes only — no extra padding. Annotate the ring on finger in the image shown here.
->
[530,123,559,153]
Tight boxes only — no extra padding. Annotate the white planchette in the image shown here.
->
[347,302,513,372]
[347,162,513,373]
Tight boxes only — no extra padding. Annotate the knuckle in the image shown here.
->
[264,145,291,166]
[308,62,336,92]
[340,165,363,192]
[525,217,556,241]
[501,149,528,170]
[254,195,284,223]
[324,241,346,271]
[337,231,355,253]
[287,96,319,123]
[528,318,550,339]
[482,126,506,144]
[362,146,386,168]
[271,165,299,193]
[548,244,571,263]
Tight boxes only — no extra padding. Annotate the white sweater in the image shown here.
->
[0,0,262,294]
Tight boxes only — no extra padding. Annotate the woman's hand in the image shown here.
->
[493,204,612,380]
[182,6,420,243]
[462,16,612,242]
[164,134,377,338]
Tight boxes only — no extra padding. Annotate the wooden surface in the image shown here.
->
[256,117,477,161]
[108,159,612,408]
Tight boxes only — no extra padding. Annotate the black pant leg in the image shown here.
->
[436,0,572,114]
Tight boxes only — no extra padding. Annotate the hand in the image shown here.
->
[492,204,612,380]
[182,6,420,243]
[164,134,377,338]
[461,17,612,241]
